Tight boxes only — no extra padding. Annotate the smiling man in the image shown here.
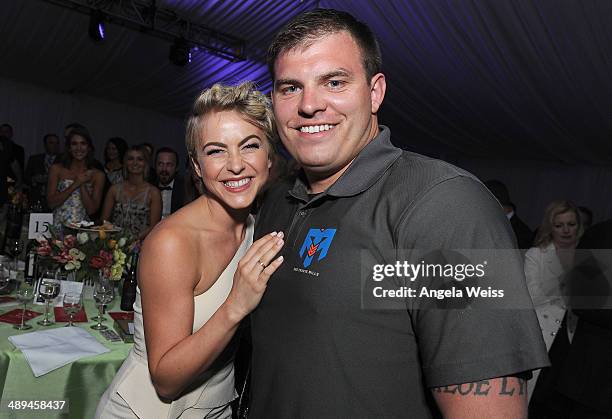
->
[251,9,549,418]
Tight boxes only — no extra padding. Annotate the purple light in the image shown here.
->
[97,23,105,40]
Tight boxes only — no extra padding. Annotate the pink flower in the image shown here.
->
[36,243,52,257]
[99,250,113,266]
[90,256,106,269]
[64,235,77,248]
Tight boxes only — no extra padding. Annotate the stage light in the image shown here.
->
[169,38,192,66]
[89,10,105,42]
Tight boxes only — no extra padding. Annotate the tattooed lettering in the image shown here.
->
[433,377,526,397]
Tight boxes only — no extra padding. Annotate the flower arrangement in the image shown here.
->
[35,227,135,282]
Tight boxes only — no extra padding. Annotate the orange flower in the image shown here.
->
[98,229,107,240]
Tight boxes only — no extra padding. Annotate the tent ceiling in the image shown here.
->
[2,0,612,164]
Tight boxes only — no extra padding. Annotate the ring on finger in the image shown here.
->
[257,259,266,269]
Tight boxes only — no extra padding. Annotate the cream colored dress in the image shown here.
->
[96,216,253,419]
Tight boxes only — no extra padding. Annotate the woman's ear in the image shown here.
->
[190,154,202,178]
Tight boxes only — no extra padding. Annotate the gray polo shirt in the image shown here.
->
[251,126,548,418]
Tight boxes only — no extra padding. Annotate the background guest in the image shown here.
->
[47,126,105,226]
[141,142,157,184]
[0,134,23,232]
[578,205,594,231]
[103,137,128,185]
[544,216,612,417]
[184,158,204,204]
[25,133,61,210]
[525,200,582,400]
[0,123,25,184]
[101,145,161,240]
[485,179,534,249]
[155,147,185,218]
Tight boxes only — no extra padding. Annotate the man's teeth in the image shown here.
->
[224,178,251,188]
[300,124,335,133]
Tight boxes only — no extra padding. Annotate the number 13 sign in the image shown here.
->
[28,213,54,239]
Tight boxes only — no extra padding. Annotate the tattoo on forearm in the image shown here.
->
[432,377,526,396]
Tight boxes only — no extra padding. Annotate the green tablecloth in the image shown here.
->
[0,296,132,419]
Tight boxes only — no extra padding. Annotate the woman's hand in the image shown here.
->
[224,231,284,321]
[75,170,93,186]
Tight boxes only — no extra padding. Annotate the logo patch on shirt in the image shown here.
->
[298,228,336,268]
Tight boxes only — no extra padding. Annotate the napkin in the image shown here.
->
[109,311,134,321]
[0,309,41,324]
[8,327,110,377]
[0,296,18,308]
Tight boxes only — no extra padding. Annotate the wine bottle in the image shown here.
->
[120,252,138,311]
[24,240,37,284]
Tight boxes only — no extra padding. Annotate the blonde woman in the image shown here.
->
[101,145,162,240]
[96,82,283,419]
[525,200,582,399]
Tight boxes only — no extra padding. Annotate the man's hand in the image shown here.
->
[432,376,527,419]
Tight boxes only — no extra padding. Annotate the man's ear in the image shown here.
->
[370,73,386,114]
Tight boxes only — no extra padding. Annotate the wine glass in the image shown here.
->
[0,262,9,291]
[62,292,82,327]
[14,281,35,330]
[91,278,114,331]
[7,238,22,274]
[37,270,60,326]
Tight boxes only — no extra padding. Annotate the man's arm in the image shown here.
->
[432,376,527,419]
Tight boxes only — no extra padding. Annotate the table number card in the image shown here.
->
[28,213,54,239]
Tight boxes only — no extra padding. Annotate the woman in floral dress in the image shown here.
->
[47,127,105,227]
[101,145,162,240]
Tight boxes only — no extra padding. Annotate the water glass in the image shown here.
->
[63,292,83,327]
[37,270,60,326]
[14,281,35,330]
[91,278,114,331]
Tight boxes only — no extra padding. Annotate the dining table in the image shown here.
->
[0,291,133,419]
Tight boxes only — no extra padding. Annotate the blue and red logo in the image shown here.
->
[299,228,337,268]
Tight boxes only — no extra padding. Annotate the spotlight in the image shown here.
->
[89,10,106,42]
[169,38,192,66]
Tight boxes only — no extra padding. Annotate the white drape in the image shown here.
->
[0,76,186,164]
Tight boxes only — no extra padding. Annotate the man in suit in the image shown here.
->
[25,133,60,210]
[485,179,534,249]
[155,147,185,218]
[0,124,25,184]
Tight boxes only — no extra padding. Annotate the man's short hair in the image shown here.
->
[43,133,59,145]
[267,8,382,80]
[0,123,13,134]
[155,146,179,167]
[484,179,511,207]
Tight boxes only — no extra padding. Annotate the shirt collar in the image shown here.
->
[159,179,175,189]
[288,126,401,203]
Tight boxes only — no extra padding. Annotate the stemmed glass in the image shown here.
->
[7,238,22,273]
[62,292,83,327]
[91,277,114,331]
[0,262,9,291]
[37,269,60,326]
[14,281,35,330]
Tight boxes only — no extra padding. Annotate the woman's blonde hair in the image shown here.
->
[533,200,583,248]
[185,81,275,158]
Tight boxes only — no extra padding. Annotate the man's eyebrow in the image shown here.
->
[274,78,301,89]
[318,69,351,82]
